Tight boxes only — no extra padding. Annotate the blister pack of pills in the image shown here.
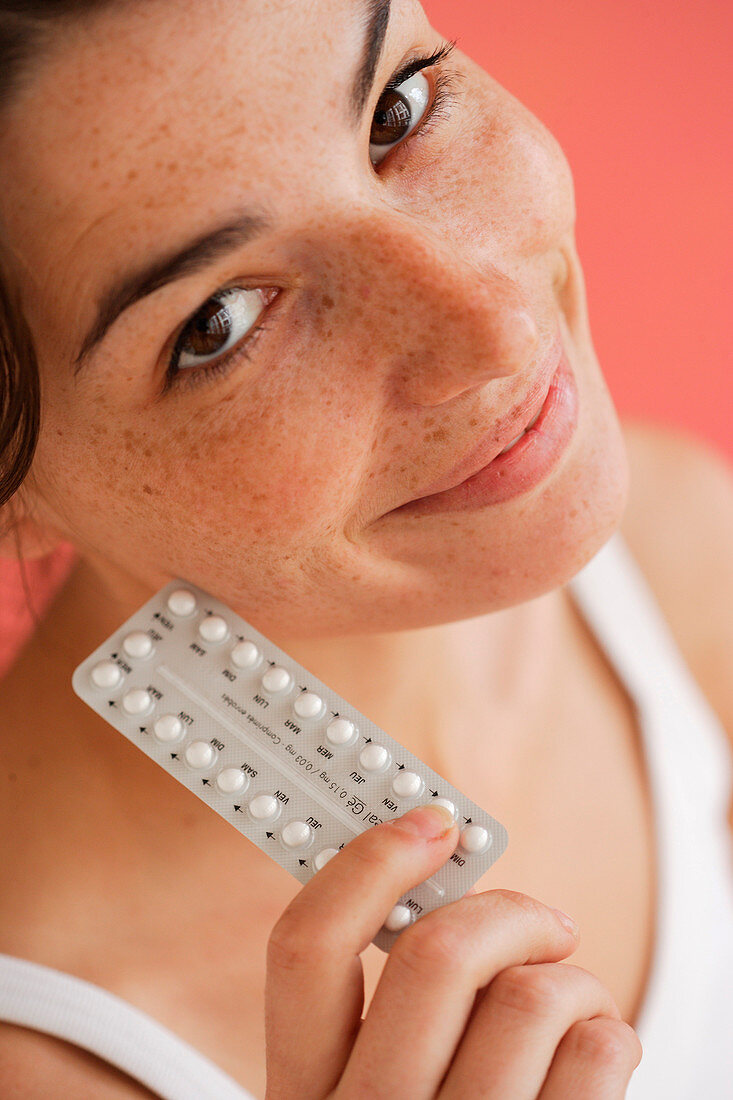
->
[72,580,509,952]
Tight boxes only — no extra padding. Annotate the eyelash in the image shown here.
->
[164,41,462,395]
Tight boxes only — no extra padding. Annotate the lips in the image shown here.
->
[405,332,564,504]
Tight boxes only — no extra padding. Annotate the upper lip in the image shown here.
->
[403,334,564,504]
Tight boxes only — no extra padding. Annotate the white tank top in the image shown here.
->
[1,531,732,1100]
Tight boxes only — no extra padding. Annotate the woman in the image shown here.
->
[1,1,732,1097]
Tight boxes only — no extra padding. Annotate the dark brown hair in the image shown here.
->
[0,267,38,519]
[0,2,113,535]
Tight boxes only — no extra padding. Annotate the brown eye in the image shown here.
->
[173,287,264,370]
[372,90,412,143]
[370,70,431,166]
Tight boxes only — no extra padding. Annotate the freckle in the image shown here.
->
[127,168,138,181]
[321,294,335,310]
[469,418,478,426]
[424,416,435,427]
[56,429,63,437]
[142,484,153,495]
[143,447,152,457]
[91,157,100,169]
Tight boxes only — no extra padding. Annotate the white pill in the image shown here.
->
[90,660,122,689]
[121,688,152,715]
[198,615,228,644]
[261,665,292,693]
[312,847,340,871]
[359,743,390,772]
[383,905,413,932]
[432,798,457,823]
[391,770,423,798]
[153,714,184,743]
[325,717,355,746]
[122,631,153,659]
[215,767,246,794]
[231,640,259,669]
[249,794,279,820]
[293,692,323,719]
[167,589,196,616]
[460,824,491,854]
[184,741,215,769]
[281,821,312,849]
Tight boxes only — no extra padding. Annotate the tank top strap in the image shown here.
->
[0,952,256,1100]
[566,529,733,1099]
[566,529,733,816]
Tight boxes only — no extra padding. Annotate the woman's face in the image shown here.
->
[0,0,628,638]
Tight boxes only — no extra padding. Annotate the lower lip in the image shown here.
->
[394,350,579,515]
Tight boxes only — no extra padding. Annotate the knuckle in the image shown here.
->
[563,1017,640,1067]
[346,834,397,875]
[267,924,311,974]
[610,1019,644,1066]
[267,906,325,973]
[559,964,623,1019]
[486,888,556,926]
[392,912,469,977]
[489,965,566,1018]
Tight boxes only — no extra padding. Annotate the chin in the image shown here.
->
[516,401,631,596]
[463,402,630,615]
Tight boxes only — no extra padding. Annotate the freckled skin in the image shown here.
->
[0,0,627,718]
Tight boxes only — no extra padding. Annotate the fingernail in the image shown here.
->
[551,908,580,937]
[396,803,457,839]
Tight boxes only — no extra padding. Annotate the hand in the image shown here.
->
[265,804,642,1099]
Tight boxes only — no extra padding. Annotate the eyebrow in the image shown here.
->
[72,0,392,377]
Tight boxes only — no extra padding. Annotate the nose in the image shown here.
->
[340,210,541,407]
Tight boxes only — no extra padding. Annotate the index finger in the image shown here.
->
[264,805,459,1097]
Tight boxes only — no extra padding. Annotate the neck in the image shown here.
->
[25,550,566,764]
[1,549,577,943]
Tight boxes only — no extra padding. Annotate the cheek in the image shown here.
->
[451,68,576,255]
[40,383,369,556]
[508,102,576,242]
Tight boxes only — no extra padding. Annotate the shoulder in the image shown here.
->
[0,1023,158,1098]
[618,417,733,738]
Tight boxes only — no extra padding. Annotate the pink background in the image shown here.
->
[1,2,731,672]
[426,0,732,460]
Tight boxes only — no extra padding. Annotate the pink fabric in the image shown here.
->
[0,542,77,680]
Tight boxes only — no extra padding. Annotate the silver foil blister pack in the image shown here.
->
[72,579,509,952]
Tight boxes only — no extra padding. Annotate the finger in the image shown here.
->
[438,963,620,1098]
[336,891,581,1099]
[264,804,459,1098]
[538,1017,643,1099]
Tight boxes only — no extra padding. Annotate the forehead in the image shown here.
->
[0,0,422,294]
